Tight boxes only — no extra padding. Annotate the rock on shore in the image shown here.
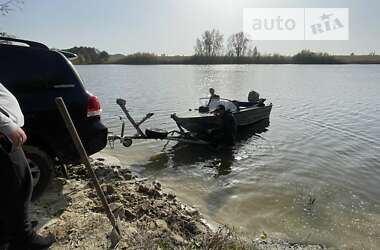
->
[31,153,325,250]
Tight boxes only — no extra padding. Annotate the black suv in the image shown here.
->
[0,37,108,199]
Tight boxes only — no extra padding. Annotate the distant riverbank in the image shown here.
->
[64,47,380,65]
[106,54,380,65]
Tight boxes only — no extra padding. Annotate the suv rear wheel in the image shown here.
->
[23,145,55,200]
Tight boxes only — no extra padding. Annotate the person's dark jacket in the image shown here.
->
[220,111,237,145]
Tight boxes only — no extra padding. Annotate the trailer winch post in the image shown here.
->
[120,119,125,138]
[116,98,146,137]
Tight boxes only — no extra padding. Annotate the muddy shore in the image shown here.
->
[31,153,325,249]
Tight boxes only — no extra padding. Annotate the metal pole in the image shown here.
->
[55,97,120,235]
[120,120,125,139]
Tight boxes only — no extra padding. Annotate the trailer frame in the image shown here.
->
[107,98,209,149]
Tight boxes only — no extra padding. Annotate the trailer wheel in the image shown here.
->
[23,146,55,201]
[122,138,133,147]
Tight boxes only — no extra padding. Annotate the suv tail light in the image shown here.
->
[87,94,101,117]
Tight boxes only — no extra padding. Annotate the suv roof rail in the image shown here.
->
[58,50,78,60]
[0,36,49,50]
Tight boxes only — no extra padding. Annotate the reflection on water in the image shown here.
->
[169,144,234,176]
[79,65,380,249]
[140,119,270,177]
[236,119,270,141]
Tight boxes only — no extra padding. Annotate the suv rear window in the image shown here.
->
[0,45,82,93]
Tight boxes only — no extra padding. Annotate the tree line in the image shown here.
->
[58,29,379,65]
[194,29,258,57]
[192,29,339,64]
[109,29,341,64]
[64,48,380,65]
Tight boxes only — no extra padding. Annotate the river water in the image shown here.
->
[77,64,380,249]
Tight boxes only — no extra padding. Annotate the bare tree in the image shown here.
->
[227,32,251,57]
[0,0,23,15]
[253,46,258,56]
[194,29,224,56]
[1,0,23,41]
[194,38,204,56]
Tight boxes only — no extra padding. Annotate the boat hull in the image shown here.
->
[172,104,272,134]
[234,104,272,126]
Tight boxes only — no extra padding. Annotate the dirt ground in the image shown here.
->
[31,154,325,250]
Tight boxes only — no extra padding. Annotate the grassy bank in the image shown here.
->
[335,55,380,64]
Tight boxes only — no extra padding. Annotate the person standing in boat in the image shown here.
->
[211,104,237,146]
[207,88,220,106]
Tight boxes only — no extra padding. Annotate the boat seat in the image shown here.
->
[234,101,256,108]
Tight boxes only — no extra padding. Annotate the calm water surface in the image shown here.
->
[77,64,380,249]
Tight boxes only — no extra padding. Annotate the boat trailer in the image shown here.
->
[107,98,208,149]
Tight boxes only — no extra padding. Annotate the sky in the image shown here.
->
[1,0,379,55]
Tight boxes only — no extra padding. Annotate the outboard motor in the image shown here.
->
[257,98,266,107]
[248,91,260,103]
